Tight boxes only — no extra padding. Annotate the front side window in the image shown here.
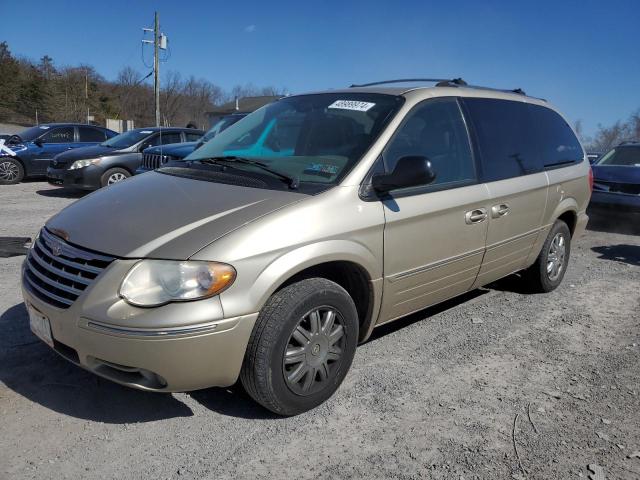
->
[186,93,404,188]
[382,97,476,188]
[464,98,540,181]
[41,127,74,144]
[596,147,640,166]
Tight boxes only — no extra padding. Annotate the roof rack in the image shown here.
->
[349,78,529,97]
[619,140,639,145]
[349,78,467,88]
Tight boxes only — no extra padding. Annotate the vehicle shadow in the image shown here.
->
[36,188,87,199]
[586,210,640,235]
[0,302,278,421]
[591,244,640,267]
[367,289,489,342]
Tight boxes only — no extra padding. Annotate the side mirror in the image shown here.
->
[371,156,436,194]
[33,138,44,147]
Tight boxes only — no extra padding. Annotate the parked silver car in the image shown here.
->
[21,79,591,415]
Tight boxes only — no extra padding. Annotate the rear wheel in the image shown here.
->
[0,158,24,185]
[524,219,571,292]
[101,167,131,187]
[240,277,359,416]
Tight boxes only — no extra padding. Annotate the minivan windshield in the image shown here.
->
[185,93,404,187]
[102,129,153,149]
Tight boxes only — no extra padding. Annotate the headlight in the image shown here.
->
[69,159,98,170]
[119,260,236,307]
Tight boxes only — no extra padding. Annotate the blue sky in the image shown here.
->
[1,0,639,137]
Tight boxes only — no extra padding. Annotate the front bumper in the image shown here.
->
[47,165,103,190]
[21,259,258,392]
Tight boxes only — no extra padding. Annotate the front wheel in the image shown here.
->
[240,278,359,416]
[524,219,571,292]
[0,158,24,185]
[100,167,131,188]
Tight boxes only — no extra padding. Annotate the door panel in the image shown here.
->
[473,172,548,287]
[380,183,490,323]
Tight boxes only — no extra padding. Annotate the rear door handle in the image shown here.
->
[491,203,510,218]
[465,208,487,224]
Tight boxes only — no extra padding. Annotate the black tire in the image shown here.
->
[240,277,359,416]
[0,157,25,185]
[100,167,131,188]
[524,219,571,293]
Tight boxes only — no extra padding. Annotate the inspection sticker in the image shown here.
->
[328,100,376,112]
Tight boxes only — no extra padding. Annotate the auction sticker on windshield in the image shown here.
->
[328,100,376,112]
[28,303,54,348]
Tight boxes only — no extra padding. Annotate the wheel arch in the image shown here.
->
[223,240,382,343]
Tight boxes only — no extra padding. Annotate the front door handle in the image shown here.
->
[491,203,510,218]
[465,208,487,224]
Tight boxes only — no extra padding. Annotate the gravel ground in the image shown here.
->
[1,182,639,480]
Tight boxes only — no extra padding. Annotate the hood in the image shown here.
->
[144,142,198,158]
[592,165,640,185]
[45,170,306,259]
[53,145,127,165]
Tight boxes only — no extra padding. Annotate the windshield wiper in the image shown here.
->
[198,156,299,189]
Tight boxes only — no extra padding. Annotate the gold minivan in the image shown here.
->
[22,79,591,415]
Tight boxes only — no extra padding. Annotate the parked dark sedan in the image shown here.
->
[0,123,117,184]
[589,141,640,218]
[137,113,247,173]
[47,127,204,190]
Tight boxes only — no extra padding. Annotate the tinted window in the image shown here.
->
[528,105,583,167]
[78,127,106,142]
[185,132,203,142]
[103,130,154,149]
[383,97,475,188]
[464,98,539,181]
[41,127,74,144]
[157,132,182,145]
[597,147,640,166]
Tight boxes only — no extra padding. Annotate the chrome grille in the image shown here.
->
[23,229,114,309]
[141,153,170,171]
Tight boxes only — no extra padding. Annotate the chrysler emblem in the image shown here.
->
[50,242,62,257]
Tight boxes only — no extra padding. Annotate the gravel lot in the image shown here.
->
[1,182,639,480]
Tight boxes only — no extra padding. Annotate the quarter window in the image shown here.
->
[528,105,583,168]
[41,127,74,144]
[383,97,476,188]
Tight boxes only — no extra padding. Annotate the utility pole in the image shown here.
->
[143,12,165,127]
[153,12,160,127]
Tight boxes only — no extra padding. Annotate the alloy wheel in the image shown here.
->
[0,161,19,182]
[282,306,346,396]
[107,172,127,185]
[546,232,566,281]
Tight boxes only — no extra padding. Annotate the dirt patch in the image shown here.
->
[1,182,639,479]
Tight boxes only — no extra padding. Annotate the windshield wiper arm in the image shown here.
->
[199,156,299,189]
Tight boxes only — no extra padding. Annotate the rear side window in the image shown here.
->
[78,127,106,142]
[463,98,539,181]
[185,132,203,142]
[159,132,182,145]
[528,105,583,168]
